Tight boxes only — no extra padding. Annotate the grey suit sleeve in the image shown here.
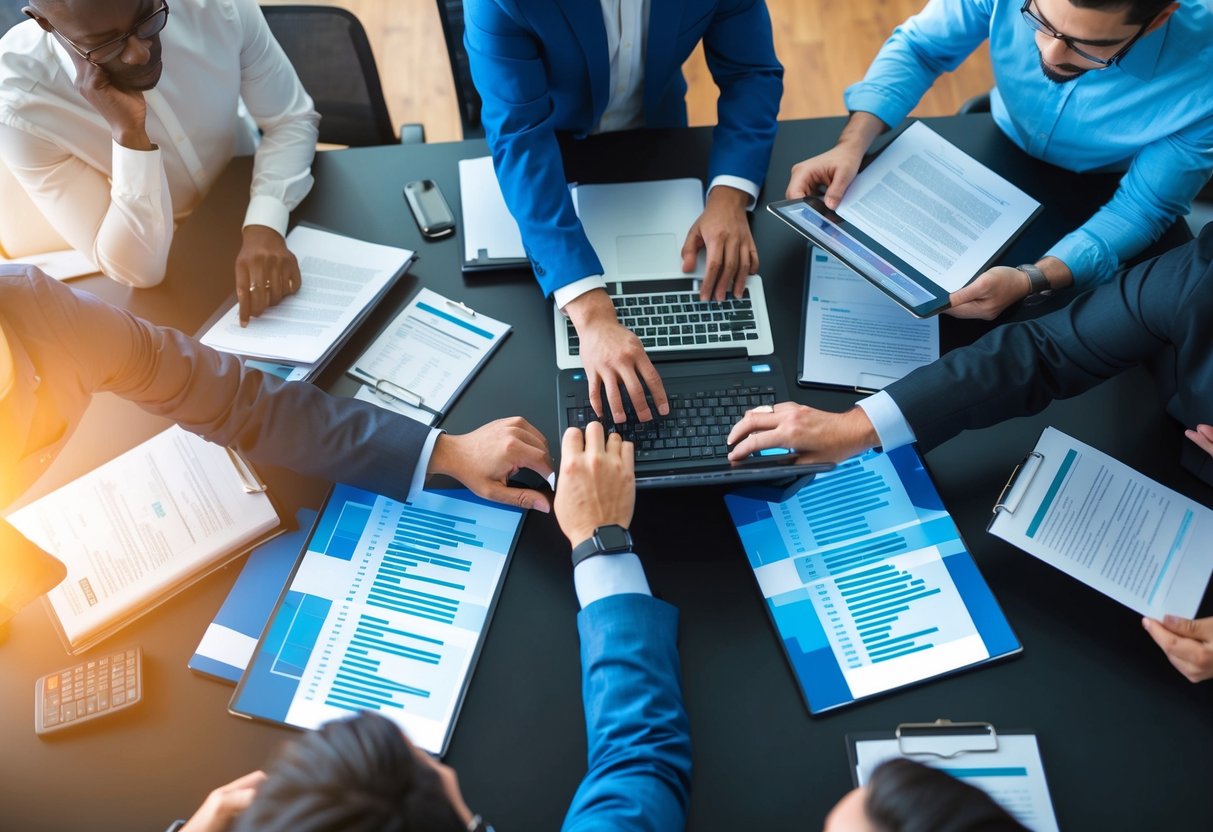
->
[34,270,430,502]
[887,229,1213,451]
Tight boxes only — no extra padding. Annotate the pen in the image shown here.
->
[445,299,477,318]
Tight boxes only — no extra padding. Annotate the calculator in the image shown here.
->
[35,647,142,735]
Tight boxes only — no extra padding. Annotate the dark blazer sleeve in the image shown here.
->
[562,594,691,831]
[30,270,431,502]
[887,226,1213,451]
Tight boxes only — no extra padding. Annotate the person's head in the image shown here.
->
[22,0,169,91]
[824,758,1029,832]
[232,712,475,832]
[1021,0,1179,84]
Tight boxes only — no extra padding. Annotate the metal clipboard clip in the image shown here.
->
[371,377,444,418]
[992,451,1044,517]
[896,719,999,759]
[225,447,268,494]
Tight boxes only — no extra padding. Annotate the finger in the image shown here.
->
[586,367,604,418]
[605,428,623,455]
[217,771,267,794]
[726,410,783,445]
[621,367,652,422]
[584,419,606,454]
[728,428,787,461]
[477,480,547,512]
[236,271,251,327]
[785,169,808,200]
[286,257,302,295]
[620,437,635,476]
[638,357,669,416]
[1143,618,1204,666]
[506,418,552,458]
[602,373,628,424]
[1196,424,1213,441]
[823,167,856,210]
[1185,428,1213,457]
[716,238,739,302]
[561,425,586,469]
[508,436,557,486]
[681,226,703,274]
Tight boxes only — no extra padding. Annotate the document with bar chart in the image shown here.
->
[230,484,524,754]
[724,446,1020,713]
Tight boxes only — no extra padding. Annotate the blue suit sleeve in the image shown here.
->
[701,0,783,186]
[562,594,691,832]
[886,227,1213,450]
[464,0,602,296]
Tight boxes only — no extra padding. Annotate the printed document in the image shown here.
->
[200,226,414,364]
[801,246,938,389]
[989,427,1213,619]
[854,734,1058,832]
[6,427,279,653]
[348,287,510,419]
[837,122,1040,292]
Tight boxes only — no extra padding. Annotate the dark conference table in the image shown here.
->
[2,116,1211,831]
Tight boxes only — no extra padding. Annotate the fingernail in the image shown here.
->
[1142,617,1150,629]
[537,500,551,514]
[659,403,670,416]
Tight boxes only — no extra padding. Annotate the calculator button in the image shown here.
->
[113,691,125,707]
[62,702,77,721]
[45,676,59,691]
[85,696,98,715]
[98,691,110,710]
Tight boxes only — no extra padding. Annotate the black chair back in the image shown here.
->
[434,0,484,139]
[261,5,397,147]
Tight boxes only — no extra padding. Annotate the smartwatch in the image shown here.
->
[1017,263,1054,306]
[570,524,634,567]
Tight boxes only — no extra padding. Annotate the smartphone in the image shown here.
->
[403,179,456,240]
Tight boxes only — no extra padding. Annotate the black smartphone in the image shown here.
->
[403,179,456,240]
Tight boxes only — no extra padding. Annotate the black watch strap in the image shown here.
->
[571,524,633,567]
[1017,263,1053,305]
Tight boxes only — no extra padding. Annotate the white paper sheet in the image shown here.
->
[801,246,938,390]
[353,383,438,426]
[458,156,526,264]
[6,427,279,649]
[0,248,99,280]
[854,734,1059,832]
[199,226,413,364]
[838,122,1040,292]
[989,427,1213,619]
[348,287,510,418]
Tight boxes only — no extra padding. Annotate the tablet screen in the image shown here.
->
[724,446,1020,713]
[230,484,524,754]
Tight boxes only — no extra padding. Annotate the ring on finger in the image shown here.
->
[247,282,257,293]
[264,280,271,290]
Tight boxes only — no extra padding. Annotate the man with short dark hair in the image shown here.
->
[787,0,1213,320]
[0,0,319,325]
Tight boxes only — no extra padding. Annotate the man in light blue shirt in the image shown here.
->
[786,0,1213,320]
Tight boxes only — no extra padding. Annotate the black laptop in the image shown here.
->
[557,351,834,488]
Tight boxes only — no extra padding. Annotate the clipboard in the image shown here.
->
[458,156,530,273]
[347,287,511,423]
[988,450,1045,531]
[846,719,1060,832]
[796,244,938,393]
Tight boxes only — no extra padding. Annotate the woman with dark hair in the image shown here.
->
[826,757,1028,832]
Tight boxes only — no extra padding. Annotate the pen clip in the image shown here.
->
[993,451,1043,515]
[226,447,268,494]
[445,299,477,318]
[374,378,424,408]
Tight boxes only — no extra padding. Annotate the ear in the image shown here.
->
[21,6,55,34]
[1143,2,1180,35]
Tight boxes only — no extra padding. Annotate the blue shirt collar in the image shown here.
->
[1116,15,1169,81]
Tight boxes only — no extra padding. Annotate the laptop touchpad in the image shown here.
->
[617,233,677,274]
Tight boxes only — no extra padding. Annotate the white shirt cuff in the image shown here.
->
[110,139,162,199]
[408,428,443,498]
[243,194,291,238]
[553,275,607,314]
[573,552,652,609]
[856,390,917,452]
[708,175,760,212]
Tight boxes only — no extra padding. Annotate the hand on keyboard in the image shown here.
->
[725,402,881,464]
[565,289,669,423]
[681,185,758,302]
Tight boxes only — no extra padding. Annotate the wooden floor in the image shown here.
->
[262,0,994,143]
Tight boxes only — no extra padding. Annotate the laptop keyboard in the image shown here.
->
[565,385,777,462]
[566,290,759,355]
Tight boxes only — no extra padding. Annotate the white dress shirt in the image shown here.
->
[856,389,919,452]
[574,550,652,608]
[0,0,319,287]
[551,0,760,311]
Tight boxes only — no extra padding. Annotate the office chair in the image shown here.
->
[434,0,485,139]
[261,5,423,146]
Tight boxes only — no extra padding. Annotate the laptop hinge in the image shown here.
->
[651,347,748,364]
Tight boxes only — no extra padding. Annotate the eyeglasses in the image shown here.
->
[1020,0,1150,68]
[25,2,170,65]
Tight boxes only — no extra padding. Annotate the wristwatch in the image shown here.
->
[1016,263,1054,306]
[570,524,634,567]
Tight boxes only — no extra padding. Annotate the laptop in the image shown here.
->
[557,352,833,488]
[554,179,774,370]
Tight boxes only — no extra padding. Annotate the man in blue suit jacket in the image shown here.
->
[465,0,783,425]
[180,420,690,832]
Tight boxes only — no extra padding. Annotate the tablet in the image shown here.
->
[768,196,951,317]
[230,484,524,755]
[724,445,1021,714]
